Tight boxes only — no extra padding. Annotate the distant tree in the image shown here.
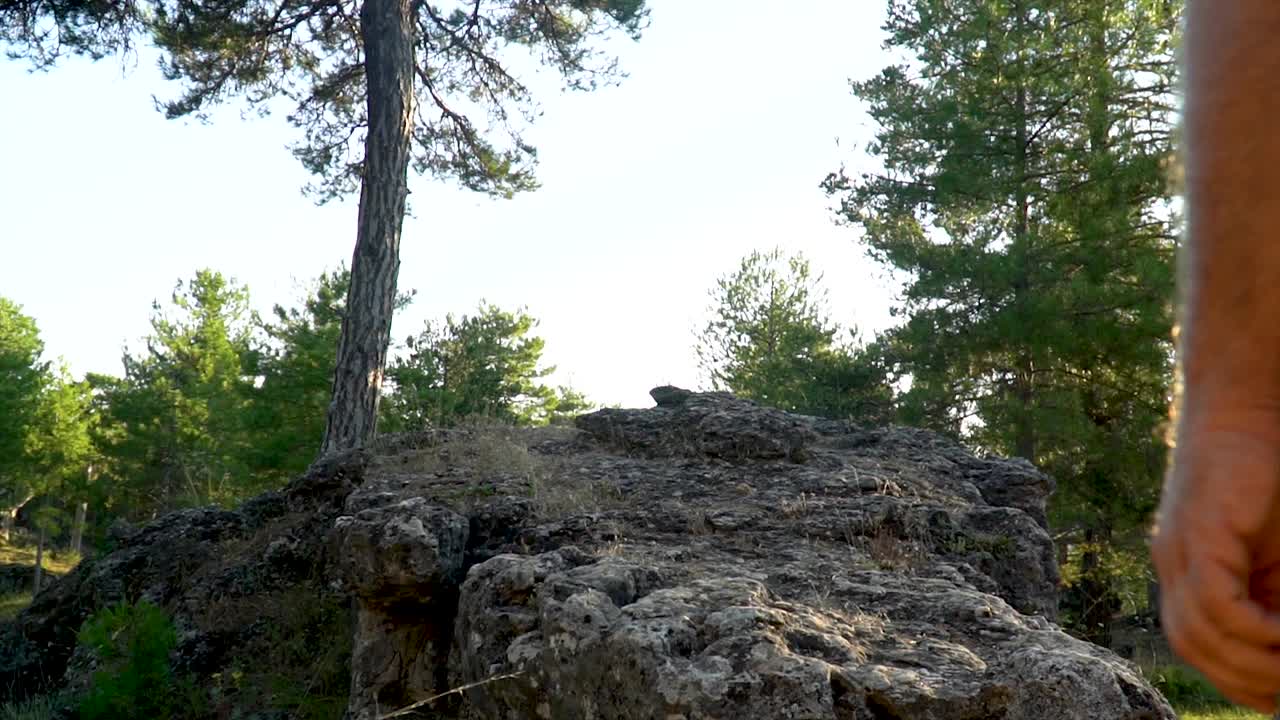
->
[0,299,94,583]
[382,302,586,429]
[3,0,649,459]
[25,364,94,590]
[545,385,596,426]
[92,270,260,517]
[0,297,48,540]
[696,248,894,423]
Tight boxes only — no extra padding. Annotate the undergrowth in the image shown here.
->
[1142,663,1267,718]
[205,587,352,720]
[76,598,203,719]
[0,593,31,622]
[0,692,76,720]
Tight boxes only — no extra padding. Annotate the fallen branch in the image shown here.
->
[376,670,525,719]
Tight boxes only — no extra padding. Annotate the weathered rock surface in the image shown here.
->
[0,389,1174,720]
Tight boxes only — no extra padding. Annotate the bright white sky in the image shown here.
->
[0,1,901,410]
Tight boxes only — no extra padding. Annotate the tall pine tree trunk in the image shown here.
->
[70,501,87,556]
[1012,3,1037,464]
[319,0,416,458]
[32,523,45,595]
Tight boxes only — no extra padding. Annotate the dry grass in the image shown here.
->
[779,492,815,519]
[386,421,626,520]
[528,469,623,519]
[0,540,79,622]
[1177,710,1267,720]
[866,524,927,572]
[683,506,714,535]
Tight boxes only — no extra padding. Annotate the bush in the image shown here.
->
[76,599,200,720]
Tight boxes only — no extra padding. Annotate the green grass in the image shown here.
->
[0,541,80,575]
[0,592,32,621]
[0,539,79,622]
[1142,663,1270,719]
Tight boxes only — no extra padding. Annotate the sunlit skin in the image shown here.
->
[1151,1,1280,714]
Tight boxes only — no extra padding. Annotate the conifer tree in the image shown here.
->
[824,0,1180,639]
[92,270,260,516]
[696,248,894,423]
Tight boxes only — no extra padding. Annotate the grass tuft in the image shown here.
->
[0,592,32,621]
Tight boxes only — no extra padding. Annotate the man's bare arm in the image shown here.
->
[1181,0,1280,419]
[1151,3,1280,713]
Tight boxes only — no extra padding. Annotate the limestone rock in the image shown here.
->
[453,556,1166,720]
[0,387,1174,720]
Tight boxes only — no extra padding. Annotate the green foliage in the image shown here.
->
[248,269,350,483]
[27,367,94,486]
[0,300,94,549]
[13,264,593,531]
[24,366,96,543]
[248,267,412,483]
[547,385,596,426]
[91,270,261,518]
[76,599,199,720]
[824,0,1180,633]
[0,298,49,512]
[696,248,894,423]
[0,592,31,622]
[383,302,591,429]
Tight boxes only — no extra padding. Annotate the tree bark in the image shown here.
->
[2,491,35,543]
[319,0,416,458]
[70,501,87,556]
[32,523,45,595]
[1011,2,1037,464]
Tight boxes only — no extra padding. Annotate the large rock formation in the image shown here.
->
[0,388,1175,720]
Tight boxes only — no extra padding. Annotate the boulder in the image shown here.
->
[0,389,1174,720]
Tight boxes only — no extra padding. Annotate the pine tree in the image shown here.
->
[696,248,893,423]
[382,302,579,429]
[824,0,1180,639]
[93,270,260,517]
[0,297,48,540]
[25,365,94,590]
[250,266,413,481]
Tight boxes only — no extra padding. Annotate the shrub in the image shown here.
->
[76,599,200,720]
